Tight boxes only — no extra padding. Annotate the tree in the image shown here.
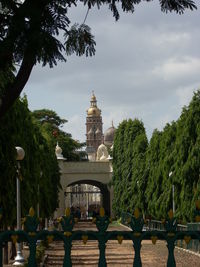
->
[0,98,61,228]
[129,132,148,213]
[112,120,127,216]
[112,119,148,215]
[112,90,200,221]
[0,0,197,118]
[32,109,86,160]
[145,123,177,219]
[172,90,200,221]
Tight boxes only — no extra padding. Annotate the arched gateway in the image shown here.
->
[55,160,113,217]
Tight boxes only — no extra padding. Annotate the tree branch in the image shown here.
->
[0,50,36,118]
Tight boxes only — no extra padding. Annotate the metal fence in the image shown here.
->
[122,211,200,253]
[0,207,200,267]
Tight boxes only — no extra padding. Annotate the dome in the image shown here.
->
[87,107,101,116]
[55,143,62,155]
[104,123,116,146]
[87,92,101,117]
[55,142,65,160]
[96,143,109,161]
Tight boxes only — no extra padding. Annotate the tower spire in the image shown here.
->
[86,92,103,156]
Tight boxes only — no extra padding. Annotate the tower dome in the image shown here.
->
[104,122,116,146]
[87,92,101,117]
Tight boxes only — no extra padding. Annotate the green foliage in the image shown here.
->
[112,119,148,216]
[113,90,200,222]
[172,90,200,221]
[0,98,60,227]
[32,109,86,161]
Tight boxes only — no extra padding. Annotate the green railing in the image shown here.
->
[122,212,200,253]
[1,206,200,267]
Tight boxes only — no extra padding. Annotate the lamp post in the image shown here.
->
[169,171,175,214]
[13,146,25,266]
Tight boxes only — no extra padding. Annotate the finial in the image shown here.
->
[92,90,94,95]
[112,120,114,127]
[55,142,66,160]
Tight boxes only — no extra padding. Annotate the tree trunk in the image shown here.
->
[0,51,35,119]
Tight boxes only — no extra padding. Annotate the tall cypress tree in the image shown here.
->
[172,90,200,221]
[112,119,148,215]
[112,120,127,216]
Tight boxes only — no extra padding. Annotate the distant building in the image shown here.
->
[86,92,103,159]
[60,92,116,215]
[86,92,116,161]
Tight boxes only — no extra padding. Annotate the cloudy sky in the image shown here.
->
[24,1,200,142]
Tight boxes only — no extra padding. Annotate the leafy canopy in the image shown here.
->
[32,108,86,160]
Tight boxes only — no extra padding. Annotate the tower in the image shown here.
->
[86,92,103,156]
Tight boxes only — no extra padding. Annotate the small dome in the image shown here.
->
[55,142,65,160]
[96,143,109,161]
[55,143,62,155]
[87,107,101,116]
[104,123,116,146]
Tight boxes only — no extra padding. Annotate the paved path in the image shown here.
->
[44,222,200,266]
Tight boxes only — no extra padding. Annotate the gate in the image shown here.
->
[0,204,200,267]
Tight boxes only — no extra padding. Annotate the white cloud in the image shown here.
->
[152,32,190,47]
[152,57,200,81]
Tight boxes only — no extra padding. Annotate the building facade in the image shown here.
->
[86,92,103,155]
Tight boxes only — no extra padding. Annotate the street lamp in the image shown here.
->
[13,146,25,266]
[169,171,175,214]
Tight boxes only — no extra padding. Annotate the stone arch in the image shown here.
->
[67,180,111,216]
[55,161,113,218]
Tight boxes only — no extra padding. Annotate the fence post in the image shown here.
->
[28,238,37,267]
[63,238,72,267]
[133,238,142,267]
[167,239,176,267]
[98,235,107,267]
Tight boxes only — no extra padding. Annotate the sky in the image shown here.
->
[24,1,200,142]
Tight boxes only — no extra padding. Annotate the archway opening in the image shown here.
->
[65,180,110,218]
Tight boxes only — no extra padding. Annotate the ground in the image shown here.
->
[44,221,200,266]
